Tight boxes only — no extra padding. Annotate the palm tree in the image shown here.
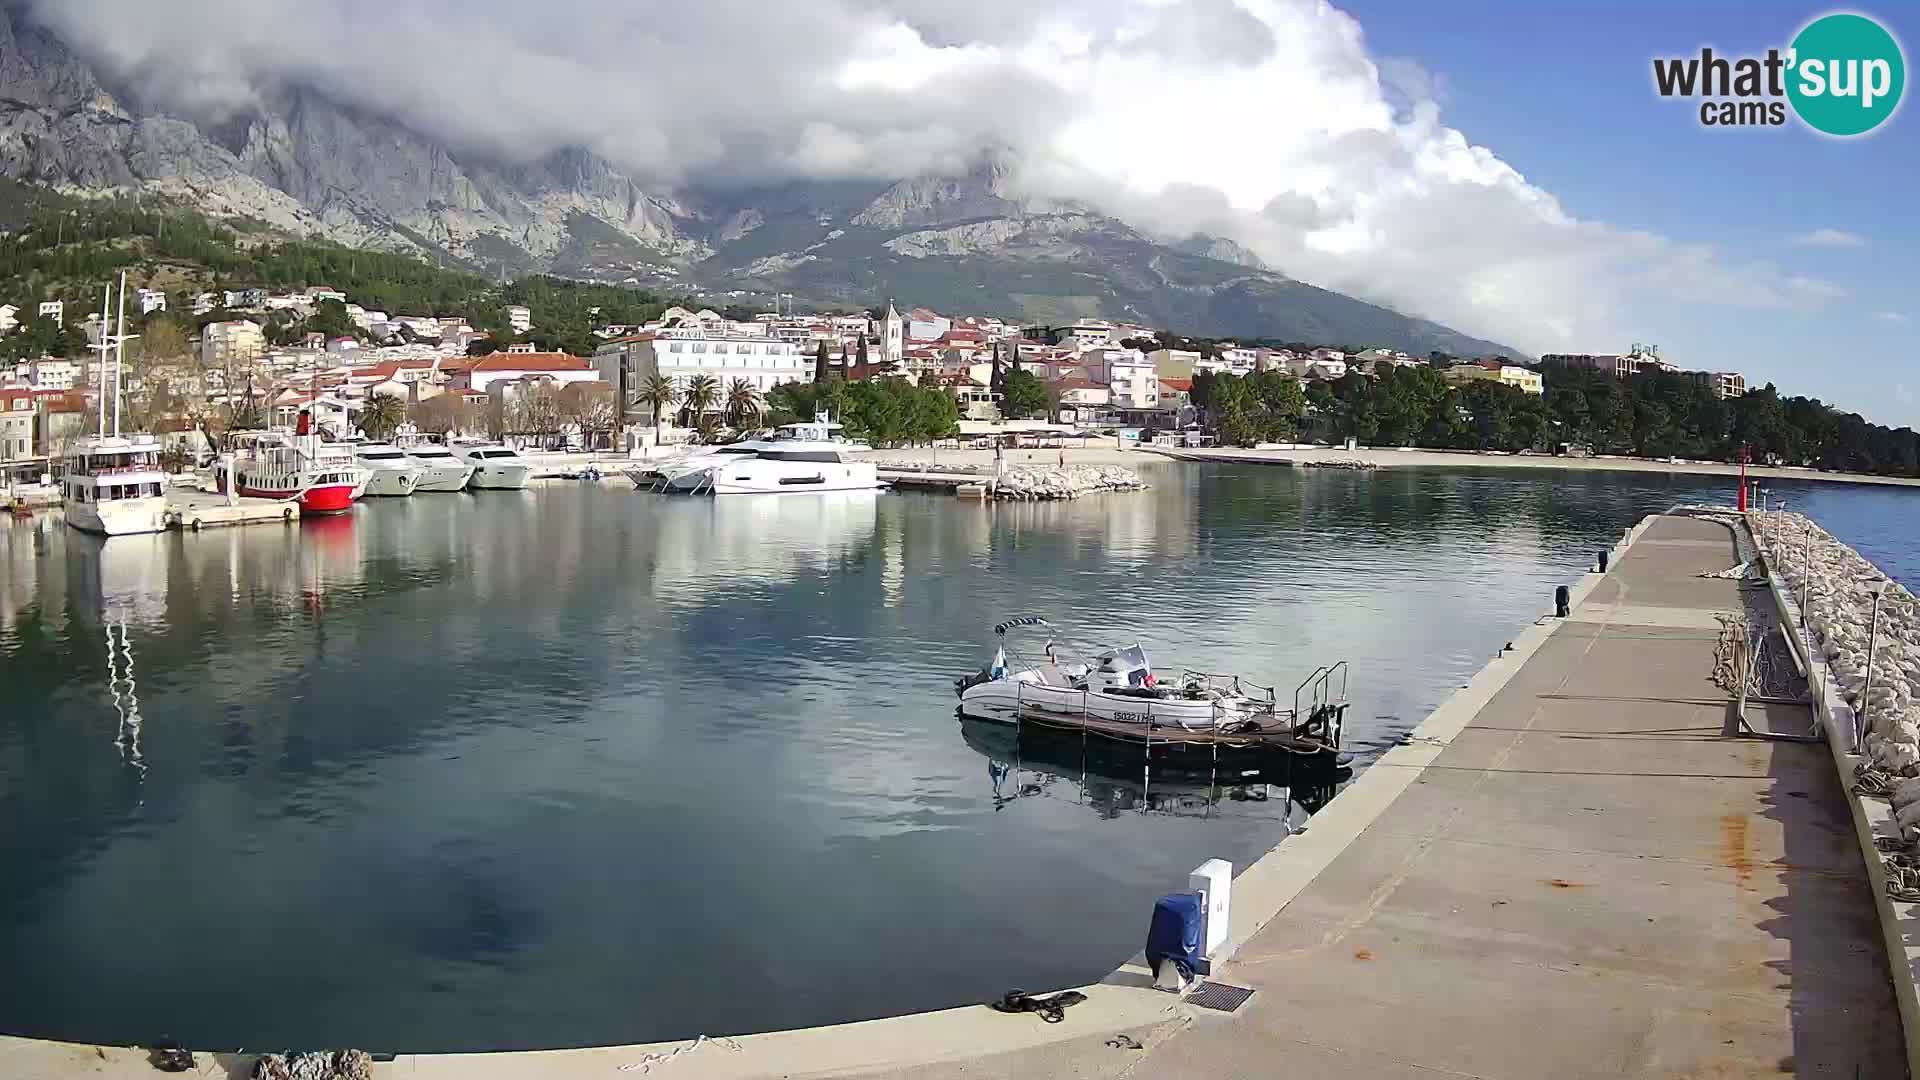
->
[681,373,721,425]
[639,373,680,428]
[726,377,762,429]
[358,393,406,441]
[693,412,723,443]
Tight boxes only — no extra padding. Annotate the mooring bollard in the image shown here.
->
[1555,585,1570,618]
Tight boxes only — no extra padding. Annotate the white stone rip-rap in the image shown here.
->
[1750,511,1920,773]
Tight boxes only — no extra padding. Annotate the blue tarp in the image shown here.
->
[1145,892,1202,978]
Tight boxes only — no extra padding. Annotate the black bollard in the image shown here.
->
[1555,585,1570,618]
[1597,550,1609,573]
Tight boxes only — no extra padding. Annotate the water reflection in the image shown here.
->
[6,466,1902,1052]
[958,717,1345,823]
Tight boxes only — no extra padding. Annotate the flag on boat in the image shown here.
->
[990,646,1007,680]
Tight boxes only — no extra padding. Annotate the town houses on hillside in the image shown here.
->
[0,267,1759,465]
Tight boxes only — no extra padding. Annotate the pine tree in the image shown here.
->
[989,343,1005,393]
[814,339,829,384]
[855,335,869,377]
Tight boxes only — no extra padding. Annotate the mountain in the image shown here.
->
[0,7,1522,358]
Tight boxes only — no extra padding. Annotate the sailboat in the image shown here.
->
[60,273,169,537]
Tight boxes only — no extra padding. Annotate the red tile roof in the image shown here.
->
[460,352,592,373]
[1159,377,1193,391]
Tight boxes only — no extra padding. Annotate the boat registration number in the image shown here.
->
[1114,710,1151,724]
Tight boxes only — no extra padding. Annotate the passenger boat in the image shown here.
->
[353,444,424,496]
[220,420,364,516]
[399,442,477,492]
[651,418,882,495]
[452,444,533,490]
[955,617,1348,754]
[61,274,169,536]
[60,434,169,536]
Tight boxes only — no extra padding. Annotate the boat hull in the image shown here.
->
[359,466,421,497]
[236,481,358,516]
[705,461,884,495]
[66,496,169,536]
[467,464,531,490]
[412,464,474,492]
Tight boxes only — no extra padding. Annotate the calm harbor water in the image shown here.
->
[1,464,1913,1052]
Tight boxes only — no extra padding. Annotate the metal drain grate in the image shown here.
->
[1187,980,1256,1013]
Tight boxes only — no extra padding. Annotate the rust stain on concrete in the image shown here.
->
[1352,947,1372,961]
[1720,812,1753,888]
[1543,878,1585,889]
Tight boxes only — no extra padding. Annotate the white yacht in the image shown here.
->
[401,444,476,492]
[453,444,533,490]
[666,419,881,495]
[61,434,169,536]
[353,444,425,497]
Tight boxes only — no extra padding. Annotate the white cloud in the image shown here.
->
[20,0,1850,355]
[1877,311,1909,323]
[1793,228,1867,248]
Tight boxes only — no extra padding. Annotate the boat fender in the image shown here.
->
[189,518,202,531]
[283,504,297,522]
[1554,585,1570,618]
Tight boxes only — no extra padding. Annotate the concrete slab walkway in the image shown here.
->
[852,515,1906,1079]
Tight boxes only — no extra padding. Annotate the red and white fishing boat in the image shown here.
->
[218,415,365,516]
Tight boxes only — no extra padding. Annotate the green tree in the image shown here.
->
[1002,368,1051,419]
[358,393,406,440]
[813,340,830,385]
[680,373,721,424]
[726,377,762,428]
[638,374,679,428]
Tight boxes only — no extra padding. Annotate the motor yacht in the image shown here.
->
[453,444,533,490]
[401,443,477,492]
[353,444,424,497]
[61,434,169,536]
[657,419,880,495]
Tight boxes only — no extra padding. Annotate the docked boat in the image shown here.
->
[453,444,533,490]
[62,274,169,536]
[60,434,169,536]
[353,444,425,497]
[220,423,364,516]
[654,419,881,495]
[400,443,476,492]
[955,617,1348,754]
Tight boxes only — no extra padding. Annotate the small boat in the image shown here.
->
[453,444,533,490]
[394,440,475,492]
[955,617,1348,754]
[353,444,424,497]
[60,434,169,536]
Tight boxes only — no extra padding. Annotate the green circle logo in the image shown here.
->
[1788,13,1905,136]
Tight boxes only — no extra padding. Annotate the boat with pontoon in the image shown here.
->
[954,617,1348,754]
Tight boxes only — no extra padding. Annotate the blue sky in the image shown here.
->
[1340,0,1917,427]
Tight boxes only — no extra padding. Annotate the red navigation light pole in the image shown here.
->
[1737,444,1749,512]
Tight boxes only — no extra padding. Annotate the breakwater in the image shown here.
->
[1750,510,1920,772]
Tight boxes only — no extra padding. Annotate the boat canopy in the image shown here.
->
[994,616,1050,635]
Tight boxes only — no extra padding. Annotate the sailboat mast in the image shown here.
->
[113,272,127,438]
[95,283,112,439]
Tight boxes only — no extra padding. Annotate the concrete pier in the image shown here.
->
[162,489,300,529]
[3,514,1906,1079]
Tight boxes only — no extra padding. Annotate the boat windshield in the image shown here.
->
[476,449,519,459]
[360,450,408,461]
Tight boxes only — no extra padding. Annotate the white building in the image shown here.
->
[879,302,905,366]
[306,287,347,303]
[1064,319,1116,349]
[594,331,808,416]
[37,300,62,326]
[460,351,599,394]
[191,293,216,316]
[201,320,266,368]
[1080,348,1158,410]
[0,388,34,461]
[506,305,532,334]
[1285,356,1347,380]
[345,304,370,329]
[906,307,951,341]
[137,288,167,314]
[30,357,77,391]
[0,304,17,334]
